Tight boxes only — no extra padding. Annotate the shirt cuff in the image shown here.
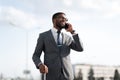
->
[37,62,42,68]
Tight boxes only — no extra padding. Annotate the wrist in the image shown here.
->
[38,63,42,68]
[39,64,44,68]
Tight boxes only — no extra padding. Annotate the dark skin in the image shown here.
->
[53,14,74,33]
[39,14,75,74]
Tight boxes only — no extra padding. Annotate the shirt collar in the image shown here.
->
[52,27,58,33]
[51,27,63,35]
[52,27,63,33]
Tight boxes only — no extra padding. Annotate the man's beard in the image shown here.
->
[56,23,65,30]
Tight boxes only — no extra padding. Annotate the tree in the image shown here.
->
[77,69,83,80]
[88,67,95,80]
[113,69,120,80]
[74,69,83,80]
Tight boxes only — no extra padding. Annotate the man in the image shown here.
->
[32,12,83,80]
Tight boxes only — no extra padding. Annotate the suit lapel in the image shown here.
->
[47,30,58,46]
[47,30,66,47]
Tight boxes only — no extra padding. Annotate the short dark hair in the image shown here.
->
[52,12,65,20]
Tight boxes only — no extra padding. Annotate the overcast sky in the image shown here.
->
[0,0,120,79]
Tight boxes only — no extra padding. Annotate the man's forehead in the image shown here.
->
[57,14,67,18]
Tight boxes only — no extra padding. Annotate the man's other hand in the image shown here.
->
[39,64,48,73]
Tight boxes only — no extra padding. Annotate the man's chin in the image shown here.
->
[57,24,65,30]
[60,25,65,29]
[59,27,63,30]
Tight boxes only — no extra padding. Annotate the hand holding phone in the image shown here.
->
[64,23,69,29]
[63,23,75,34]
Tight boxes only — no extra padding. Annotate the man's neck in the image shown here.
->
[53,26,62,31]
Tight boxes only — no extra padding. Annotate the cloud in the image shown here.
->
[62,0,73,6]
[1,0,120,30]
[22,0,120,19]
[0,6,45,29]
[79,0,120,17]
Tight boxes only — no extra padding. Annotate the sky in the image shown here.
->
[0,0,120,79]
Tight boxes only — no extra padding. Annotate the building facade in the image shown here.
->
[73,64,120,80]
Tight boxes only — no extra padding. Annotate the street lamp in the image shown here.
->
[9,22,31,80]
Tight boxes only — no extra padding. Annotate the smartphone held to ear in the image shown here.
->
[62,23,69,29]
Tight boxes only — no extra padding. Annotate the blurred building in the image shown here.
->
[73,64,120,80]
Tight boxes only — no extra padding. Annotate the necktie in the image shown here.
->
[57,30,61,45]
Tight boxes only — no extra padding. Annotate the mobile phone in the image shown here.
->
[62,23,69,29]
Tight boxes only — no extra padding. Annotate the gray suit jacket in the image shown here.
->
[32,30,83,80]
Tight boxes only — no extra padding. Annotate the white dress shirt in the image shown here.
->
[51,27,63,45]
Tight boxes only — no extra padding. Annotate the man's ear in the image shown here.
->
[53,19,56,24]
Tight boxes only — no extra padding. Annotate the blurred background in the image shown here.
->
[0,0,120,80]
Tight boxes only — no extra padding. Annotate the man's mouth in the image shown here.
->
[60,22,66,26]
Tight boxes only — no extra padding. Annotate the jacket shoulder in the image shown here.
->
[39,30,51,36]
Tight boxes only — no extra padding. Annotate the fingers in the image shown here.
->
[44,65,48,73]
[66,23,73,32]
[39,64,48,73]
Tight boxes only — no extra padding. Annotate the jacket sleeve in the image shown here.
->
[32,34,44,69]
[69,34,83,52]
